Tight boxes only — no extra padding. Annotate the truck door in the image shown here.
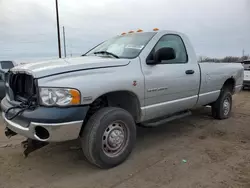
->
[140,34,200,121]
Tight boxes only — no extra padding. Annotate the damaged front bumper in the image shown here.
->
[3,113,84,142]
[1,97,89,142]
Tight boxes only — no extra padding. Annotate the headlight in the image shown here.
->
[39,88,81,106]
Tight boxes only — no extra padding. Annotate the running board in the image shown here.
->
[143,111,192,127]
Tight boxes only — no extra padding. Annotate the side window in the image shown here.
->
[152,35,188,64]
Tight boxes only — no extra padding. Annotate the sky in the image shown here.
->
[0,0,250,62]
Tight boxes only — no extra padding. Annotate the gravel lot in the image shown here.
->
[0,91,250,188]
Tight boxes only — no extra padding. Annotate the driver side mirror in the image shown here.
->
[146,47,176,65]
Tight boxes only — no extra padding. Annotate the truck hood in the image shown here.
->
[11,56,130,78]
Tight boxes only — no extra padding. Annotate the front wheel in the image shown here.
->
[81,107,136,169]
[212,90,232,119]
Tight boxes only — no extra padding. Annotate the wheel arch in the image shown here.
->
[222,77,236,94]
[85,90,142,123]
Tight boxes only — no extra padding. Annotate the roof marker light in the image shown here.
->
[137,29,143,32]
[128,30,134,33]
[153,28,159,31]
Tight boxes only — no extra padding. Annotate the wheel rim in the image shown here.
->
[102,121,129,157]
[223,98,231,116]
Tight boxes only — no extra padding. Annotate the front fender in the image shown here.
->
[37,58,145,107]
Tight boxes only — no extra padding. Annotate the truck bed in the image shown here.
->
[196,62,243,107]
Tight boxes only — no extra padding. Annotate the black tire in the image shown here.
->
[81,107,136,169]
[212,89,232,120]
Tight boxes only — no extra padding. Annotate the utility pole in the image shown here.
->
[242,49,245,57]
[55,0,62,58]
[63,26,67,58]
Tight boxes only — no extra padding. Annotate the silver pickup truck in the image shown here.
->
[1,30,243,168]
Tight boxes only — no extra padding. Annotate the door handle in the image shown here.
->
[185,70,194,74]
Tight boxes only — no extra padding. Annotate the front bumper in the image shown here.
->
[1,97,89,142]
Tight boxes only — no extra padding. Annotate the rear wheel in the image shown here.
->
[81,107,136,169]
[212,89,232,119]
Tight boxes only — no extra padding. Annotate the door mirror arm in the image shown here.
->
[146,59,159,65]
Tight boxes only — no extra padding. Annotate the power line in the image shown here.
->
[55,0,62,58]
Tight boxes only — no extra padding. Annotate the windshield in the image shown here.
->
[242,61,250,70]
[85,32,156,59]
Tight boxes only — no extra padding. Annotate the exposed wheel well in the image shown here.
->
[85,91,141,124]
[222,78,235,94]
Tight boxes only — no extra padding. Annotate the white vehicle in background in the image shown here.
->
[242,60,250,89]
[0,61,17,99]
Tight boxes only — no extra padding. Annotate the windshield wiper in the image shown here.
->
[94,51,119,58]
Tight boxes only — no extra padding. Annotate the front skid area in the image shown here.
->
[5,128,49,157]
[21,139,49,157]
